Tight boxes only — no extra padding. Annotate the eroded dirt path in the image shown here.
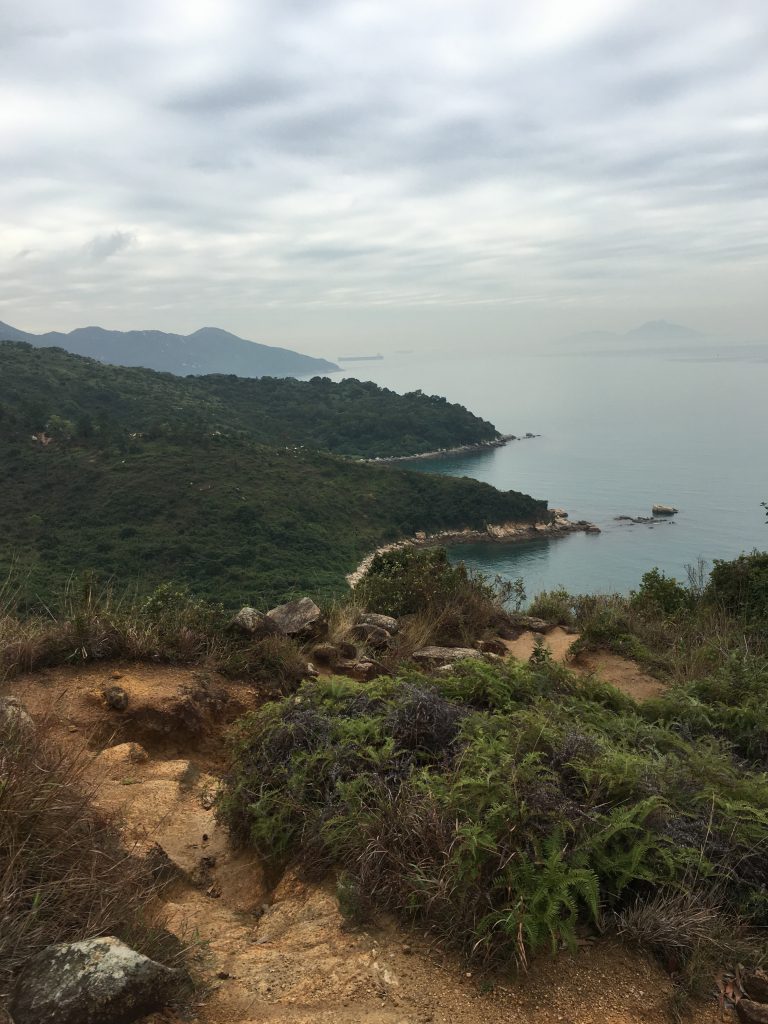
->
[2,663,693,1024]
[504,628,666,702]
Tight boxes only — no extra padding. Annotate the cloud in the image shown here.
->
[83,230,135,263]
[0,0,766,346]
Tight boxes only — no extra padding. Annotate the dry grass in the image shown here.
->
[0,715,184,1002]
[616,885,766,1003]
[325,598,365,648]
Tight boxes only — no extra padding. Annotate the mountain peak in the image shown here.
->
[0,321,338,378]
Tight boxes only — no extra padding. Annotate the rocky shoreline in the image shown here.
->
[347,509,600,587]
[365,432,539,463]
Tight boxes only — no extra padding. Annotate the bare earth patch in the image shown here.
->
[2,664,705,1024]
[503,628,665,702]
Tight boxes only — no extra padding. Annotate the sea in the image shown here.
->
[339,342,768,598]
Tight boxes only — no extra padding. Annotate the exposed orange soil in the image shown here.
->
[504,628,666,702]
[1,662,699,1024]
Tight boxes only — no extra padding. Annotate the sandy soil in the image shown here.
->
[2,662,708,1024]
[503,628,666,702]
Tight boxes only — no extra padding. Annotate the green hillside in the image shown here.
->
[0,341,545,607]
[0,342,500,458]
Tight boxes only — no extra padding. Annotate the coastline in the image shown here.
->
[347,510,600,587]
[363,432,539,464]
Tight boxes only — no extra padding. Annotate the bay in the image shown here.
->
[341,346,768,596]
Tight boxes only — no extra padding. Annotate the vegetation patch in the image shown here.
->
[221,656,768,972]
[0,716,184,1005]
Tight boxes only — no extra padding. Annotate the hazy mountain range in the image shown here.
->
[563,320,705,348]
[0,321,339,378]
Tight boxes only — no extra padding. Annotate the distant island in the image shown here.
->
[563,319,706,348]
[0,320,338,379]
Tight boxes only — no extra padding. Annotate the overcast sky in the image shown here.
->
[2,0,766,354]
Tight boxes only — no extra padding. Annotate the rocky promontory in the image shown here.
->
[347,509,600,587]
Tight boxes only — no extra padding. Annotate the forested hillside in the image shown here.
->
[0,344,543,605]
[0,342,500,458]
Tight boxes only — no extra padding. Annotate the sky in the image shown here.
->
[1,0,767,355]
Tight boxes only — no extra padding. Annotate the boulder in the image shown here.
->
[509,615,552,634]
[228,607,277,637]
[743,972,768,1004]
[738,1001,768,1024]
[357,612,399,634]
[9,936,183,1024]
[0,696,34,731]
[476,637,508,657]
[349,623,393,649]
[103,685,129,712]
[652,504,678,516]
[338,641,358,660]
[352,659,391,681]
[412,646,483,666]
[266,597,325,639]
[311,642,340,667]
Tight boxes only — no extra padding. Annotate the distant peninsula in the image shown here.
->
[0,320,338,379]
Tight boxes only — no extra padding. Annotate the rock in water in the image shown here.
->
[10,936,182,1024]
[652,504,678,516]
[266,597,325,638]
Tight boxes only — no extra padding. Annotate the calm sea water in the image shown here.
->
[342,346,768,597]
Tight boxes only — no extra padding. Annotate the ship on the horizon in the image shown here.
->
[337,353,384,362]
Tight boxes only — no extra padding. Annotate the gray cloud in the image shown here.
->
[83,230,135,263]
[0,0,766,349]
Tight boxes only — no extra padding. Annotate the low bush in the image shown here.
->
[0,717,184,1004]
[0,576,306,690]
[707,552,768,623]
[357,548,511,645]
[220,658,768,970]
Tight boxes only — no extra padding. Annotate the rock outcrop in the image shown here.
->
[347,510,600,588]
[9,936,182,1024]
[266,597,325,639]
[228,606,278,637]
[357,612,400,634]
[651,504,678,516]
[412,646,483,666]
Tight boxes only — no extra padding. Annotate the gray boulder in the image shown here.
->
[228,607,278,637]
[349,623,393,649]
[412,646,483,666]
[357,612,399,634]
[652,504,678,516]
[0,696,34,731]
[266,597,325,638]
[9,936,182,1024]
[509,615,552,634]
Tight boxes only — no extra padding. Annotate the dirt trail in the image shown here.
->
[2,663,696,1024]
[504,628,666,702]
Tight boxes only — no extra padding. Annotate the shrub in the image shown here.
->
[707,552,768,622]
[0,717,183,1004]
[631,568,691,617]
[357,547,509,644]
[528,587,576,626]
[220,660,768,969]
